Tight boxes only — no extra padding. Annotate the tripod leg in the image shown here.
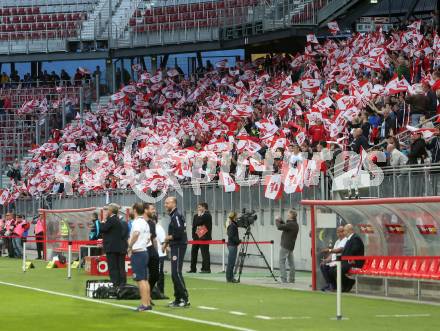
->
[235,231,250,282]
[248,231,278,282]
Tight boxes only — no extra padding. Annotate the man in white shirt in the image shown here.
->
[387,144,408,167]
[154,217,169,299]
[320,226,347,291]
[127,202,152,312]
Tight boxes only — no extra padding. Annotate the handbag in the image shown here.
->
[196,225,208,238]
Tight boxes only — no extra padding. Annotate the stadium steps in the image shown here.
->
[79,0,118,40]
[109,0,142,41]
[91,95,110,113]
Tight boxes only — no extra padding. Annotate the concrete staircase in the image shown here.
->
[80,0,118,40]
[110,0,142,41]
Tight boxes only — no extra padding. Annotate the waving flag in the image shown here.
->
[327,21,340,35]
[0,189,11,205]
[301,79,321,93]
[111,91,125,102]
[306,34,319,44]
[385,75,410,95]
[255,119,279,139]
[219,172,239,192]
[264,174,283,200]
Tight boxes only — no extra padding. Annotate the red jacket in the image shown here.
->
[308,124,326,144]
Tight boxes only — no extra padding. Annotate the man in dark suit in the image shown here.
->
[100,203,127,287]
[188,202,212,273]
[330,224,364,292]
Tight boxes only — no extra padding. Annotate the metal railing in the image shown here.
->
[0,0,349,52]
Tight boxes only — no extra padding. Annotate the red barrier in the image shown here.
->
[188,240,225,245]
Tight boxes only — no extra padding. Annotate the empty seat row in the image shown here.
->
[134,0,259,17]
[0,29,78,40]
[0,7,40,16]
[134,19,220,33]
[1,12,86,24]
[0,22,81,32]
[130,10,221,26]
[349,256,440,280]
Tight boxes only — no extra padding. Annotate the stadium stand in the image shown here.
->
[0,13,438,205]
[0,1,98,53]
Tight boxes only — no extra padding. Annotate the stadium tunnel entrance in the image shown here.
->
[301,197,440,294]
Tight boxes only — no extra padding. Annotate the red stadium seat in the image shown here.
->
[166,6,176,15]
[386,257,404,277]
[418,258,432,279]
[153,7,163,16]
[429,259,440,280]
[190,3,200,12]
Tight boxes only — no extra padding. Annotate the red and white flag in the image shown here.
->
[306,34,319,44]
[219,172,239,192]
[167,68,179,77]
[216,59,229,69]
[407,20,421,31]
[327,21,340,35]
[264,174,283,200]
[385,75,411,95]
[150,72,162,84]
[295,131,306,146]
[301,79,321,93]
[256,119,278,139]
[111,91,125,102]
[0,189,11,205]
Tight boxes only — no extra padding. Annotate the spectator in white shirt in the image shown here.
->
[153,216,169,299]
[320,226,348,291]
[387,144,408,167]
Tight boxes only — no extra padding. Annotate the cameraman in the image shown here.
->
[226,212,240,283]
[276,209,299,283]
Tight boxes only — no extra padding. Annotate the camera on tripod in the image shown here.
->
[236,209,257,228]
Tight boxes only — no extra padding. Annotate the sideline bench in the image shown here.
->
[347,256,440,300]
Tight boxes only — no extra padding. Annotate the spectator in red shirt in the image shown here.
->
[308,119,327,146]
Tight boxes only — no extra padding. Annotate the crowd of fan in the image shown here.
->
[2,18,440,205]
[0,67,98,89]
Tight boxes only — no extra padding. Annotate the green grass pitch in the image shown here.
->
[0,259,438,331]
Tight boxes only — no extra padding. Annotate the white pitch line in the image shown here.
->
[280,317,312,320]
[376,314,431,318]
[229,311,247,316]
[255,315,273,320]
[0,281,256,331]
[198,306,219,310]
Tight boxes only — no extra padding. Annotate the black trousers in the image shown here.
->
[36,232,44,259]
[329,262,355,291]
[6,238,15,258]
[320,263,333,288]
[148,248,160,291]
[190,243,211,272]
[170,245,188,302]
[106,252,127,287]
[157,256,165,294]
